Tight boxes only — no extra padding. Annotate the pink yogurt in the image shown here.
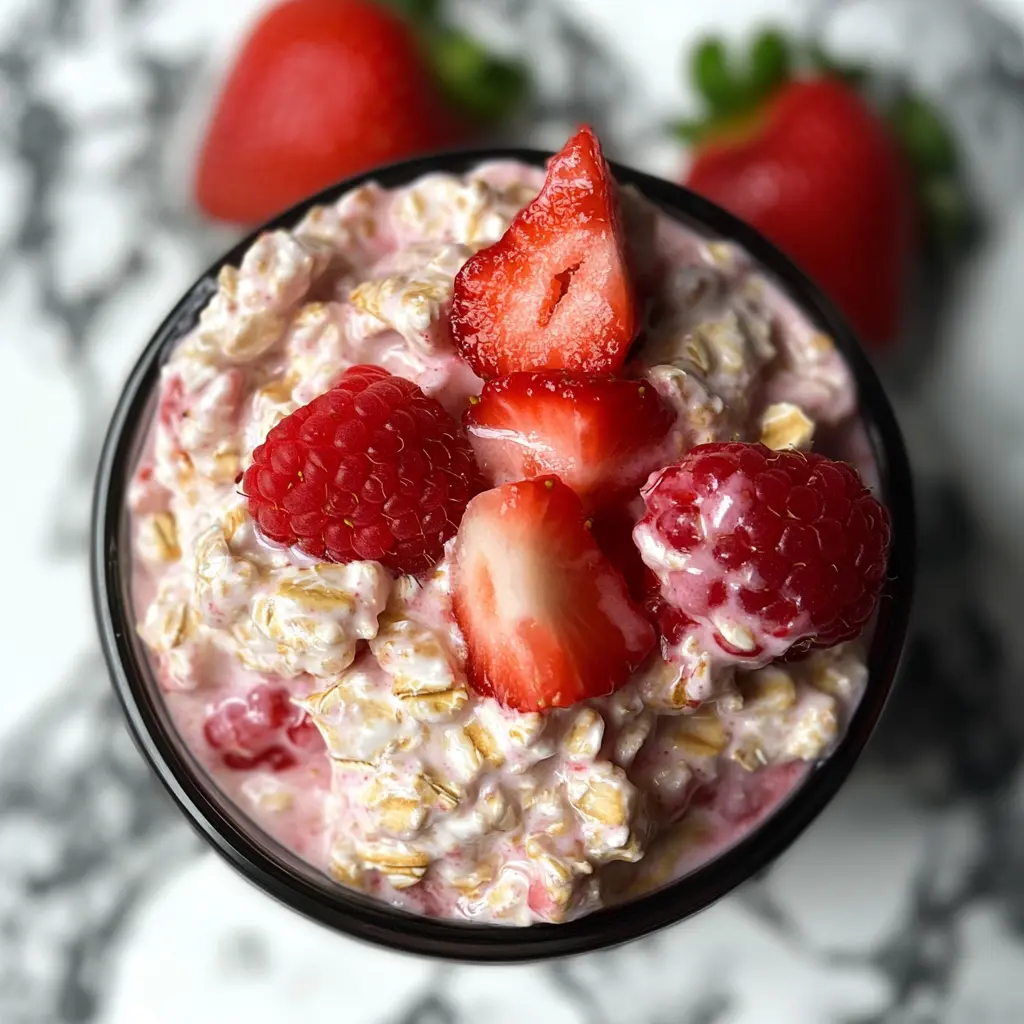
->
[128,160,872,925]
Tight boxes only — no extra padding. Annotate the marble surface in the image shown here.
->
[2,0,1024,1021]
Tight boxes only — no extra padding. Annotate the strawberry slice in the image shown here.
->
[450,125,639,379]
[589,503,652,603]
[452,477,655,712]
[464,371,674,509]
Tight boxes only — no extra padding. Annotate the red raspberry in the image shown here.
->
[639,441,892,661]
[643,592,697,649]
[243,365,482,574]
[203,683,322,772]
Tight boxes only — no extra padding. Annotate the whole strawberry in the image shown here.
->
[686,77,912,347]
[675,30,970,349]
[242,365,481,573]
[196,0,527,224]
[636,441,891,663]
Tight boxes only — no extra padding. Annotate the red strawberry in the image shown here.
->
[637,441,891,663]
[452,477,655,712]
[464,372,674,509]
[588,503,651,603]
[685,78,913,347]
[195,0,462,224]
[203,684,323,772]
[242,364,481,574]
[451,125,639,379]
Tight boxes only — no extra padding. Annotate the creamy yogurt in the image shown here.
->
[129,160,872,924]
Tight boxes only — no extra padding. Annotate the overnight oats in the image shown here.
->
[128,126,893,925]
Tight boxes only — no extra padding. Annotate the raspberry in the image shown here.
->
[639,441,892,661]
[643,592,697,649]
[203,684,322,772]
[243,365,482,574]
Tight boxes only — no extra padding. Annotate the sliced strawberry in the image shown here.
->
[451,125,639,379]
[589,503,651,603]
[452,477,655,712]
[464,371,674,509]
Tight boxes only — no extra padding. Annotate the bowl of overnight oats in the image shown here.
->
[92,126,913,960]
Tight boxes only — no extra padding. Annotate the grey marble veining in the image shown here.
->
[2,0,1024,1021]
[0,659,197,1024]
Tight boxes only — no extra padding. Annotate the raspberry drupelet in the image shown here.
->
[203,684,322,772]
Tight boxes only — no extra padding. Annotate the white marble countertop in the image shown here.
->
[2,0,1024,1021]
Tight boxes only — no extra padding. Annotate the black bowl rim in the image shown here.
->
[91,146,915,962]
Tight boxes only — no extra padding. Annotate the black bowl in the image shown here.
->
[91,148,915,962]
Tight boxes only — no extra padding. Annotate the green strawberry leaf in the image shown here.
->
[918,173,979,259]
[688,29,793,121]
[884,93,975,259]
[378,0,441,25]
[887,93,959,175]
[747,28,791,100]
[428,28,529,124]
[690,36,751,117]
[379,0,528,125]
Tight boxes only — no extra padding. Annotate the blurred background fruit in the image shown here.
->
[195,0,530,223]
[675,26,972,350]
